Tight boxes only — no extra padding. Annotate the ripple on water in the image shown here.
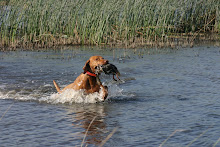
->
[0,47,220,146]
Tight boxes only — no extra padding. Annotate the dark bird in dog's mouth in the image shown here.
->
[98,63,121,81]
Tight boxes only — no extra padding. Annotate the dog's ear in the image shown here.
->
[83,60,90,72]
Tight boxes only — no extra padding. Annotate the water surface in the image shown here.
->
[0,46,220,146]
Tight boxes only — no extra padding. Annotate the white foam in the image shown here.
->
[0,89,39,101]
[41,89,104,104]
[107,83,125,98]
[0,83,129,104]
[40,83,127,104]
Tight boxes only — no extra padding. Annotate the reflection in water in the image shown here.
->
[65,104,107,146]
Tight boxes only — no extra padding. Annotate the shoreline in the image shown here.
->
[1,33,219,51]
[1,0,219,51]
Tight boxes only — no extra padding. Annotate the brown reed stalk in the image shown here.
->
[81,116,97,147]
[0,102,14,121]
[213,137,220,147]
[99,127,118,147]
[159,129,185,147]
[186,126,212,147]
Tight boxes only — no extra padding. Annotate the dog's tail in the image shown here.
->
[53,80,61,93]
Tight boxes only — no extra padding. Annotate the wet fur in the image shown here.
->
[53,56,109,100]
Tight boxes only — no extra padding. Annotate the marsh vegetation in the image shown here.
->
[0,0,219,50]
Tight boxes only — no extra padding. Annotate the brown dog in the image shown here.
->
[53,56,109,100]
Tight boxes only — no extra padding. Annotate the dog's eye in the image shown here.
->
[96,58,100,61]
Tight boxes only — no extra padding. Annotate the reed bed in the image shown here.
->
[0,0,219,49]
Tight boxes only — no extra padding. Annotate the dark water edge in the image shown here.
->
[0,33,219,51]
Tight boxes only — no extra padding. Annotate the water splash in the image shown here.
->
[41,89,104,104]
[0,83,129,104]
[41,83,127,104]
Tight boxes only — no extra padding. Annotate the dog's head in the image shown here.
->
[83,56,109,74]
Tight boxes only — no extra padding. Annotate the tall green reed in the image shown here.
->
[0,0,219,48]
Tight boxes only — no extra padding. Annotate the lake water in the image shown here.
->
[0,46,220,147]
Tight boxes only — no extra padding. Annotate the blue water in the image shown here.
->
[0,46,220,146]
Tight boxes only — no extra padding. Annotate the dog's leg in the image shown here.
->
[96,76,101,85]
[101,85,108,101]
[53,80,61,93]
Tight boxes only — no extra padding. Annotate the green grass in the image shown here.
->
[0,0,219,49]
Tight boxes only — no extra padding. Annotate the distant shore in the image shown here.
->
[0,0,219,50]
